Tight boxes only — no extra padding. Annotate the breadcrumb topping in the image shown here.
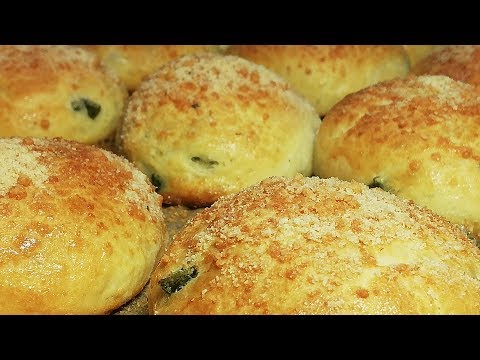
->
[0,138,48,196]
[0,45,123,98]
[0,137,163,223]
[123,53,312,130]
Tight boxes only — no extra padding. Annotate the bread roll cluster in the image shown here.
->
[1,44,479,314]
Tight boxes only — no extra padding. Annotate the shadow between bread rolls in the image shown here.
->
[0,137,167,314]
[148,175,480,314]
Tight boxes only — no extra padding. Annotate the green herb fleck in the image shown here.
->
[150,174,163,192]
[191,156,219,168]
[71,98,101,119]
[466,231,480,249]
[160,266,198,295]
[368,176,390,192]
[191,102,200,109]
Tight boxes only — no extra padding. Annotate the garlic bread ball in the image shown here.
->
[313,75,480,238]
[0,137,167,314]
[117,53,320,208]
[149,176,480,314]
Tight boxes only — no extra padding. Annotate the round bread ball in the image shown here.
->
[117,53,320,208]
[0,45,128,144]
[149,175,480,315]
[313,75,480,238]
[226,45,410,116]
[412,45,480,87]
[80,45,221,92]
[403,45,445,67]
[0,137,167,314]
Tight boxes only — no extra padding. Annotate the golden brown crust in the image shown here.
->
[403,45,445,67]
[412,45,480,87]
[227,45,410,115]
[0,45,128,144]
[80,45,221,91]
[0,137,167,314]
[117,53,320,207]
[313,75,480,237]
[149,175,480,314]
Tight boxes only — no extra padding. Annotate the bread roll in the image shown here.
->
[313,75,480,237]
[0,45,128,144]
[149,175,480,314]
[117,53,320,208]
[227,45,410,115]
[80,45,221,91]
[0,137,167,314]
[412,45,480,87]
